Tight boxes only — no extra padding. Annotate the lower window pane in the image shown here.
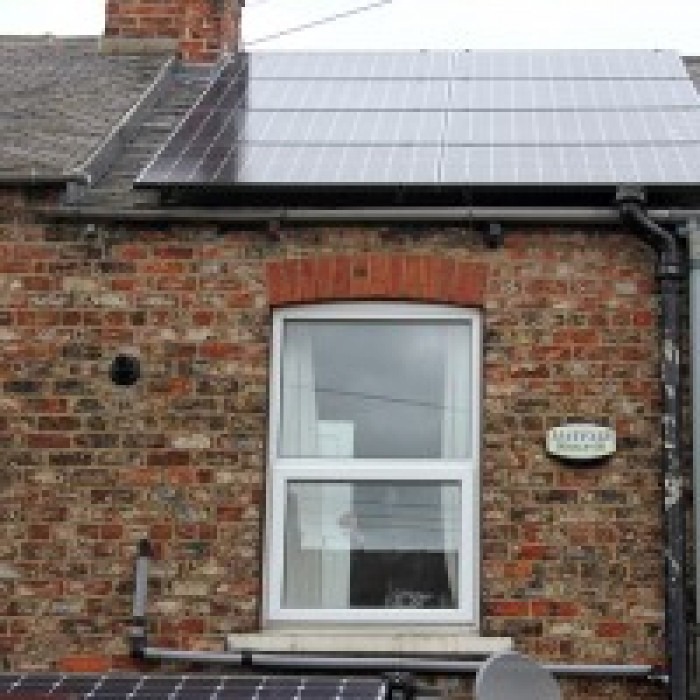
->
[283,481,461,610]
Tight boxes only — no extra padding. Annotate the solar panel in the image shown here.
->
[445,109,700,144]
[240,80,451,111]
[137,50,700,190]
[0,676,21,693]
[0,675,387,700]
[245,51,455,79]
[52,675,104,696]
[453,49,686,79]
[8,674,63,693]
[450,79,699,110]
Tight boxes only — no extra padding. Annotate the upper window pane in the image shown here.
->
[279,319,472,459]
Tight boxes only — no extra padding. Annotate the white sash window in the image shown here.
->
[267,303,480,624]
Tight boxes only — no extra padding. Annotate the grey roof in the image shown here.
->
[0,36,168,178]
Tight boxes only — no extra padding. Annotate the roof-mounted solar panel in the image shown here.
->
[245,51,455,79]
[136,50,700,191]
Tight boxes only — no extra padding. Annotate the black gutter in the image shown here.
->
[617,187,688,700]
[31,203,700,224]
[0,173,87,186]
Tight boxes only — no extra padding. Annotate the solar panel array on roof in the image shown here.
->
[0,674,387,700]
[136,50,700,189]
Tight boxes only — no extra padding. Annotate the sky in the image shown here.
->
[0,0,699,53]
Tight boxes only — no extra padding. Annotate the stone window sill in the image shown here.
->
[226,631,512,656]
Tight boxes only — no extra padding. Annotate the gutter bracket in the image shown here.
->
[483,222,503,249]
[241,648,254,669]
[64,180,88,206]
[615,185,646,207]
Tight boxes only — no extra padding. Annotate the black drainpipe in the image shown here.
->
[617,187,687,700]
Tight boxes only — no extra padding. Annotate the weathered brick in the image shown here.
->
[0,214,666,700]
[4,381,42,394]
[27,433,71,449]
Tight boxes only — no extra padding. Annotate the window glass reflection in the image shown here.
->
[283,481,461,609]
[280,320,472,459]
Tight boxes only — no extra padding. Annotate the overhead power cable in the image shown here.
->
[246,0,394,47]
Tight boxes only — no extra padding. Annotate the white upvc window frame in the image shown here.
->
[265,302,481,626]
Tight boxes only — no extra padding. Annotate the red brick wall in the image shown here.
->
[266,254,489,307]
[104,0,242,62]
[0,191,666,699]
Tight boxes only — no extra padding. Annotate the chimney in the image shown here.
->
[102,0,243,63]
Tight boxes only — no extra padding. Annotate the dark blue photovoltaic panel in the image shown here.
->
[8,675,63,693]
[132,676,183,698]
[444,109,700,144]
[450,78,699,110]
[240,80,450,111]
[245,51,454,79]
[52,675,104,697]
[0,675,387,700]
[137,50,700,188]
[208,110,446,144]
[440,143,700,185]
[205,145,442,185]
[452,49,688,79]
[0,675,21,692]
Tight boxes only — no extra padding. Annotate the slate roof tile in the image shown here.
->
[0,36,169,177]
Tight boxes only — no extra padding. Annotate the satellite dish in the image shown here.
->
[476,652,561,700]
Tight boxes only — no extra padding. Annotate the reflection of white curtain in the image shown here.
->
[319,484,352,608]
[442,324,471,458]
[285,484,352,609]
[282,324,318,607]
[281,325,351,609]
[281,323,318,456]
[441,324,471,604]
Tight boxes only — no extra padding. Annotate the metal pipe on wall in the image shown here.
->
[140,645,658,679]
[131,540,662,682]
[130,539,151,660]
[618,191,688,700]
[688,218,700,629]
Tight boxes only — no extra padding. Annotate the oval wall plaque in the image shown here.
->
[546,424,616,462]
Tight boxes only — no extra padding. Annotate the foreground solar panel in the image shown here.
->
[137,50,700,189]
[0,674,387,700]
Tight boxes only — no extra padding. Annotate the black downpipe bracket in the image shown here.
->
[618,188,688,700]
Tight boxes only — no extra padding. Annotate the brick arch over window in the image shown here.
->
[266,255,488,307]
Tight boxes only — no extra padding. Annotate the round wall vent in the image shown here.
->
[110,354,141,387]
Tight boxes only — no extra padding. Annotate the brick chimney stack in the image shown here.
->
[102,0,243,63]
